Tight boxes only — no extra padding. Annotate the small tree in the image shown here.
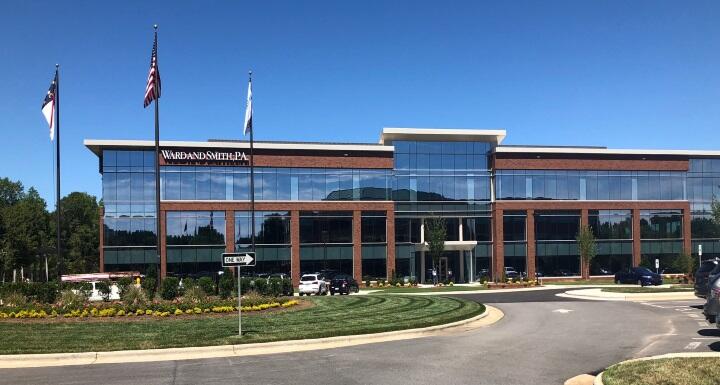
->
[576,224,597,279]
[218,269,235,299]
[425,217,446,285]
[674,252,694,283]
[159,277,180,300]
[141,264,158,300]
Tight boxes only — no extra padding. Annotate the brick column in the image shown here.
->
[526,209,536,280]
[386,209,396,280]
[98,207,105,273]
[580,209,589,278]
[493,208,504,282]
[683,207,692,255]
[291,210,300,287]
[225,210,235,253]
[159,209,167,278]
[352,211,362,283]
[632,208,641,267]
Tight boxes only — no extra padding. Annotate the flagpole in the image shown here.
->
[153,25,162,283]
[55,64,62,281]
[249,70,256,256]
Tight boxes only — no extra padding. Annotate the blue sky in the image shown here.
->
[1,0,719,205]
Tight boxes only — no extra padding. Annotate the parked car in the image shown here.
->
[298,274,327,296]
[695,259,720,298]
[614,267,663,286]
[329,274,359,295]
[705,271,720,323]
[504,267,522,279]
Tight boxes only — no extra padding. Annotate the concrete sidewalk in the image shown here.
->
[557,288,696,302]
[0,306,503,369]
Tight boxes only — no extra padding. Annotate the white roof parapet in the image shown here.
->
[84,139,394,157]
[380,127,507,145]
[495,146,720,157]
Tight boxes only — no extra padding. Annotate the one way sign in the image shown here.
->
[222,252,256,267]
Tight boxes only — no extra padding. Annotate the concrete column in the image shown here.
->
[386,209,396,280]
[225,210,235,253]
[493,208,504,282]
[98,207,105,273]
[632,209,641,267]
[290,210,300,287]
[526,209,536,280]
[159,209,167,278]
[580,209,589,278]
[420,250,426,284]
[458,251,464,283]
[352,211,362,283]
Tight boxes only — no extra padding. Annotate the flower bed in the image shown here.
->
[0,298,300,320]
[485,280,540,289]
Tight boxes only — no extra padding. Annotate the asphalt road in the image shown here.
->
[0,289,712,385]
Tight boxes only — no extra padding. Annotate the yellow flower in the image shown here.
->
[174,309,183,316]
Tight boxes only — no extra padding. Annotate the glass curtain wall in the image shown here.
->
[640,210,684,272]
[361,211,387,280]
[535,211,580,276]
[102,150,157,272]
[161,166,391,201]
[688,159,720,261]
[497,170,686,201]
[299,211,353,276]
[503,211,526,276]
[588,210,632,275]
[394,217,422,280]
[166,211,226,277]
[235,211,291,275]
[462,216,492,281]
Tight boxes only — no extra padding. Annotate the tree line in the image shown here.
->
[0,177,99,282]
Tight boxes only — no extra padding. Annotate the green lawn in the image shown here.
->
[602,286,693,294]
[603,358,720,385]
[0,295,483,354]
[368,285,489,294]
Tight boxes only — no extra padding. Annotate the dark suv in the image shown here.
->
[614,267,663,286]
[695,260,720,298]
[329,274,359,295]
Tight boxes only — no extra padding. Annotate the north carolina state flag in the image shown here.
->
[42,70,58,140]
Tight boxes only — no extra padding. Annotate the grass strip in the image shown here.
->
[601,286,693,293]
[603,357,720,385]
[368,286,489,294]
[0,295,483,354]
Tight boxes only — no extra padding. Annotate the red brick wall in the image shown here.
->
[386,209,396,279]
[494,156,689,171]
[98,207,104,273]
[492,208,504,281]
[290,210,300,287]
[159,210,167,278]
[526,209,536,279]
[353,211,362,283]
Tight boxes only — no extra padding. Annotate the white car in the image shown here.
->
[298,274,327,296]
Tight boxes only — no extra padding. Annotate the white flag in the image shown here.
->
[243,79,252,136]
[42,70,58,140]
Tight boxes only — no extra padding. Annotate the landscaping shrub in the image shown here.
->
[121,285,146,307]
[253,278,268,296]
[116,277,132,296]
[240,277,254,295]
[197,276,215,296]
[182,285,206,304]
[159,277,180,300]
[58,290,87,311]
[1,291,28,308]
[95,281,111,301]
[142,264,158,300]
[242,291,275,307]
[218,270,235,299]
[281,278,293,296]
[267,278,282,297]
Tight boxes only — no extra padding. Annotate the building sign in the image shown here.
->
[161,149,249,165]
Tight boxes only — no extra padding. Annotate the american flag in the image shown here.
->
[143,30,161,108]
[41,69,58,140]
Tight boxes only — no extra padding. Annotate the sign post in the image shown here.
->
[699,244,703,268]
[222,252,256,336]
[655,258,660,274]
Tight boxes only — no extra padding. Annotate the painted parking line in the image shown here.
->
[698,321,710,327]
[692,337,719,340]
[685,341,702,350]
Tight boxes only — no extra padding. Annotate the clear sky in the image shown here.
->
[1,0,719,205]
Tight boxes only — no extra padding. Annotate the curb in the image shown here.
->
[593,352,720,385]
[0,305,503,369]
[557,288,697,302]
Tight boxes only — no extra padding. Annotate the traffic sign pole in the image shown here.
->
[238,266,242,337]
